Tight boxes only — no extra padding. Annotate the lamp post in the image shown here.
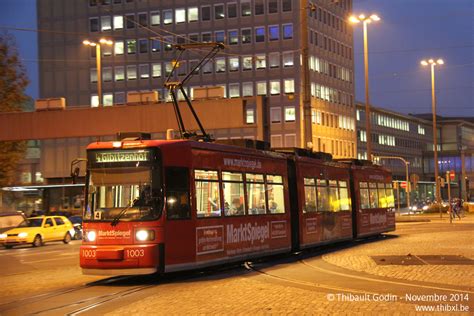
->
[83,38,113,106]
[349,14,380,161]
[421,58,444,216]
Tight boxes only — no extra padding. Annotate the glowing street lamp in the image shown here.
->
[420,58,444,214]
[83,38,113,106]
[349,13,381,161]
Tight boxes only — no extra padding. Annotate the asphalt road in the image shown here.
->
[0,220,472,315]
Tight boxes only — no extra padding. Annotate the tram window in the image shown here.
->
[303,178,317,213]
[195,170,221,218]
[329,180,339,212]
[359,182,370,209]
[369,182,379,208]
[165,167,191,220]
[246,173,266,215]
[339,180,351,211]
[377,183,388,208]
[222,171,245,216]
[317,179,329,212]
[386,183,395,207]
[267,175,285,214]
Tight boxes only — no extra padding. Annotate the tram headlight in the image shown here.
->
[86,230,97,242]
[135,229,155,241]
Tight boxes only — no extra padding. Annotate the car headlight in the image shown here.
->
[422,205,429,211]
[18,232,28,238]
[86,231,96,242]
[135,229,155,241]
[0,233,6,239]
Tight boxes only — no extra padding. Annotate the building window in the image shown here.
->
[228,3,237,18]
[163,10,173,24]
[284,79,294,94]
[255,27,265,42]
[139,39,148,53]
[202,62,212,74]
[188,7,199,22]
[127,39,136,54]
[418,125,425,135]
[89,18,99,32]
[229,57,239,72]
[284,134,296,147]
[113,15,123,30]
[282,51,294,67]
[151,11,160,25]
[101,16,111,31]
[215,31,225,43]
[242,82,253,96]
[138,12,148,27]
[256,81,267,95]
[91,95,99,107]
[151,39,161,52]
[268,25,279,41]
[270,107,281,123]
[270,80,280,95]
[90,68,97,83]
[255,54,266,69]
[242,56,253,71]
[268,0,278,14]
[241,1,251,16]
[164,36,173,50]
[139,64,149,79]
[114,41,124,55]
[201,6,211,21]
[175,8,185,23]
[283,24,293,39]
[103,93,113,106]
[229,83,240,98]
[271,135,282,147]
[114,66,124,81]
[214,4,225,19]
[215,58,226,73]
[115,92,125,105]
[285,107,296,122]
[241,28,252,44]
[126,14,135,28]
[228,30,239,45]
[282,0,292,12]
[202,32,212,42]
[255,0,264,15]
[246,108,255,124]
[127,65,137,80]
[152,63,162,78]
[269,52,279,68]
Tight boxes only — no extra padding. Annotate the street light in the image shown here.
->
[420,58,444,215]
[349,14,381,161]
[83,38,113,106]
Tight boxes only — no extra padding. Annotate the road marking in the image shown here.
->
[302,259,474,294]
[22,253,78,264]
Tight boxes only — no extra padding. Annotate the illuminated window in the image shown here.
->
[269,25,279,41]
[242,56,253,70]
[126,39,136,54]
[283,24,293,39]
[269,52,279,68]
[175,8,185,23]
[303,178,317,213]
[113,15,123,29]
[195,170,221,218]
[163,10,173,24]
[151,39,161,52]
[152,63,161,78]
[284,107,295,122]
[241,1,251,16]
[127,65,137,80]
[246,173,266,215]
[255,54,266,69]
[282,51,294,67]
[101,16,111,31]
[270,80,280,95]
[255,27,265,42]
[284,79,294,94]
[222,172,245,216]
[267,175,285,214]
[242,28,252,44]
[256,81,267,95]
[229,57,239,72]
[91,95,99,107]
[139,64,149,79]
[151,11,160,25]
[242,82,253,96]
[188,7,199,22]
[246,108,255,124]
[103,93,113,106]
[228,30,238,45]
[215,58,226,73]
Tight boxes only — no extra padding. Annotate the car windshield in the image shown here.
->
[18,218,43,227]
[85,166,161,221]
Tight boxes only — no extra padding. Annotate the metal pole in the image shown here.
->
[96,44,102,107]
[447,171,452,223]
[363,21,372,161]
[300,0,312,149]
[431,63,441,217]
[405,161,410,210]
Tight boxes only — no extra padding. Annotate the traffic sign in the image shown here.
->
[400,181,407,189]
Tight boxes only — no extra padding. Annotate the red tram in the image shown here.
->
[80,139,395,275]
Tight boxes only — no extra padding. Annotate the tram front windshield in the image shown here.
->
[84,167,161,221]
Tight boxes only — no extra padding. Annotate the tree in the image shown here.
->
[0,32,29,187]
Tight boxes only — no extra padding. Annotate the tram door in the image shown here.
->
[164,167,194,268]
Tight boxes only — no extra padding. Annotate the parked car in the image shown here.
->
[0,216,74,248]
[68,215,83,240]
[0,212,27,234]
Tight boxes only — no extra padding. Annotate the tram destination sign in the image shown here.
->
[94,150,151,163]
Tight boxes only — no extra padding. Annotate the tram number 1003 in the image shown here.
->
[126,249,145,258]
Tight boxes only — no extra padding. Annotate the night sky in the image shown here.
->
[0,0,472,116]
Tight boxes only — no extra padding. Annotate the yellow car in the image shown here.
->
[0,216,74,248]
